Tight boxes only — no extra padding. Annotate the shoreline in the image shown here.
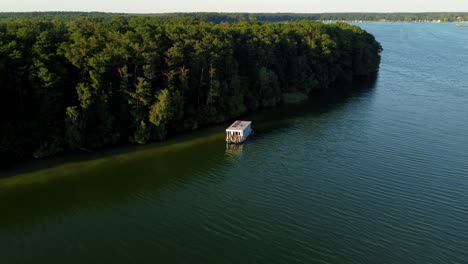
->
[0,18,381,166]
[0,76,378,183]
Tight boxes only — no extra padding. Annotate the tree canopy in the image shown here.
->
[0,16,382,164]
[1,12,467,22]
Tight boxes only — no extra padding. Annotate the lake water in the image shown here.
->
[1,23,468,263]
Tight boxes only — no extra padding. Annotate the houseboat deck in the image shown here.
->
[226,120,253,144]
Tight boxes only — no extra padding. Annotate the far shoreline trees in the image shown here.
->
[1,12,467,22]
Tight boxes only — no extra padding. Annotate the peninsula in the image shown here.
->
[0,15,382,164]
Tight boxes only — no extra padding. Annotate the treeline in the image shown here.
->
[0,17,381,164]
[156,13,468,23]
[1,12,467,22]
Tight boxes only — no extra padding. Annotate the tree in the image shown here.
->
[65,106,84,149]
[128,77,152,144]
[258,67,281,107]
[149,89,173,139]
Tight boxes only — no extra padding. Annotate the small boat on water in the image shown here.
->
[226,120,253,144]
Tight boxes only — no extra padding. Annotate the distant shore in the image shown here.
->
[1,12,467,23]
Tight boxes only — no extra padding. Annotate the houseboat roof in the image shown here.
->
[226,120,252,131]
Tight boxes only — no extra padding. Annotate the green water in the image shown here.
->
[2,23,468,263]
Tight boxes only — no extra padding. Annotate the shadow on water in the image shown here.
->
[251,74,379,138]
[0,125,229,178]
[0,75,377,229]
[0,133,230,229]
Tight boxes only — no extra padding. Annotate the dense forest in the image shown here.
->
[0,16,381,164]
[155,12,468,23]
[1,12,467,22]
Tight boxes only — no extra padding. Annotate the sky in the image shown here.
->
[2,0,468,13]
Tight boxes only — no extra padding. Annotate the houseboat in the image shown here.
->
[226,120,253,144]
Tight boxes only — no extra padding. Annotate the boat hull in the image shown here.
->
[226,130,254,144]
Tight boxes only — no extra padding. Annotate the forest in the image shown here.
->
[0,16,382,164]
[1,12,467,22]
[153,12,468,23]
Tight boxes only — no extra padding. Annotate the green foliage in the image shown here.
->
[137,12,468,23]
[0,15,381,163]
[149,89,185,131]
[1,12,467,23]
[65,106,84,149]
[76,83,93,109]
[258,67,281,107]
[283,92,309,104]
[129,77,152,143]
[149,89,173,139]
[134,120,151,145]
[33,139,63,159]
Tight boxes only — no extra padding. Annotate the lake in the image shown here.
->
[1,22,468,263]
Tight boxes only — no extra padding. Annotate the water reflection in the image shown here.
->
[225,143,244,158]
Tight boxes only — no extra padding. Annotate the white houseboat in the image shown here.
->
[226,120,253,144]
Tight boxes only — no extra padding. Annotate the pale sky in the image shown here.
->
[2,0,468,13]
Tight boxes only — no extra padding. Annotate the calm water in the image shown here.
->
[1,23,468,263]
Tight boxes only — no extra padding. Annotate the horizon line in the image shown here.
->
[2,11,468,14]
